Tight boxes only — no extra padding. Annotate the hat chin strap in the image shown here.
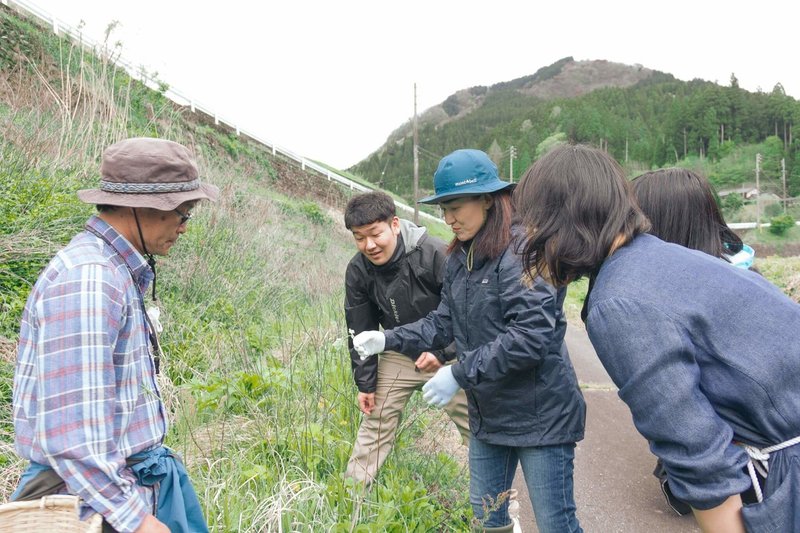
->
[132,208,158,301]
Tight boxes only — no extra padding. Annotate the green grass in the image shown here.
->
[740,224,800,251]
[565,278,589,325]
[754,256,800,303]
[0,11,473,529]
[423,217,454,242]
[0,145,474,532]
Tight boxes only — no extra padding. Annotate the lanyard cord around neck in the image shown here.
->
[132,209,158,302]
[85,224,162,374]
[466,240,475,272]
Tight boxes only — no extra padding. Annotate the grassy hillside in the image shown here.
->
[0,6,470,530]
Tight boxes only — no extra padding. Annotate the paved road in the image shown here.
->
[512,324,700,532]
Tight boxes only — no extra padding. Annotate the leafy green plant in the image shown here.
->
[299,201,329,225]
[191,368,289,415]
[769,213,795,236]
[721,193,744,218]
[276,198,330,225]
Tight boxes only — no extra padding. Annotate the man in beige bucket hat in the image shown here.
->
[11,138,216,532]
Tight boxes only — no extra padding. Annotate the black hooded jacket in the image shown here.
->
[344,220,453,393]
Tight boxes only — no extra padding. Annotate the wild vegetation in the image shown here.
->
[0,6,471,531]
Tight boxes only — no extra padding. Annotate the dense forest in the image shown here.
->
[353,58,800,204]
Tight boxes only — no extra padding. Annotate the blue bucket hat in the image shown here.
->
[419,149,514,204]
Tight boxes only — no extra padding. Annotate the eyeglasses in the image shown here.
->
[174,207,193,225]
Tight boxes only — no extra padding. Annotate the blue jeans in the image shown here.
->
[469,439,582,532]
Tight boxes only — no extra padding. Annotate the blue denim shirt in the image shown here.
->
[586,234,800,529]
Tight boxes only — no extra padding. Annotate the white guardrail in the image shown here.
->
[3,0,441,224]
[729,221,800,229]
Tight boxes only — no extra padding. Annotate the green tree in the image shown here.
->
[789,143,800,196]
[515,146,532,181]
[769,213,795,235]
[487,139,504,167]
[536,133,567,159]
[762,136,785,188]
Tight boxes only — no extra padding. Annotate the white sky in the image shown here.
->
[26,0,798,170]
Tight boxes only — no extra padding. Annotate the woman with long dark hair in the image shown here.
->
[353,149,586,533]
[632,167,758,514]
[514,144,800,533]
[631,168,752,266]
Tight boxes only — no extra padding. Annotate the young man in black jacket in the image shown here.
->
[343,191,469,485]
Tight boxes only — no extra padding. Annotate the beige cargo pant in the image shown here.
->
[345,351,471,485]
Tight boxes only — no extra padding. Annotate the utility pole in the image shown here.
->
[756,153,762,232]
[509,145,516,183]
[412,83,419,225]
[782,158,787,213]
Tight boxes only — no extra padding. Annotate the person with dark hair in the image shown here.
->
[11,138,216,532]
[353,150,585,533]
[514,144,800,533]
[342,191,470,486]
[631,168,754,268]
[632,167,758,514]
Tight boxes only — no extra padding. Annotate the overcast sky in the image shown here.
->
[27,0,796,170]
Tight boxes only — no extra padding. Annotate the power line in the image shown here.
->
[418,146,442,160]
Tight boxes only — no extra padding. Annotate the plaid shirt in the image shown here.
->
[13,215,167,532]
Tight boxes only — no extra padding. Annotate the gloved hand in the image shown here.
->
[422,365,461,408]
[352,330,385,360]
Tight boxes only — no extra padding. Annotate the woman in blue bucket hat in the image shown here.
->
[354,149,586,532]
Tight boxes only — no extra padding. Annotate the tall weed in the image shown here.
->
[0,11,472,528]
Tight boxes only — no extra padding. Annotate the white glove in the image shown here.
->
[422,365,461,408]
[352,330,385,360]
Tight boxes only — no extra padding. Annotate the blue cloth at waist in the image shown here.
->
[128,446,208,533]
[9,461,51,501]
[11,446,207,533]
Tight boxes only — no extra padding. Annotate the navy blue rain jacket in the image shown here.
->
[384,233,586,446]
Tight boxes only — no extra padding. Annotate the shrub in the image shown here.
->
[722,193,744,215]
[769,213,795,236]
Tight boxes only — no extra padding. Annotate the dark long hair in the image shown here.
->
[447,190,514,260]
[631,168,742,258]
[514,144,650,288]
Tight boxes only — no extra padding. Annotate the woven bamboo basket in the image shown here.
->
[0,495,102,533]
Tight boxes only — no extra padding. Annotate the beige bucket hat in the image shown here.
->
[77,137,219,210]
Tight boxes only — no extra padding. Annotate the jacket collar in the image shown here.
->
[397,218,426,252]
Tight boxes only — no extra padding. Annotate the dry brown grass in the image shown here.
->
[0,336,15,364]
[0,17,186,175]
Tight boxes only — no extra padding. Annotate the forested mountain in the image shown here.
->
[353,57,800,204]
